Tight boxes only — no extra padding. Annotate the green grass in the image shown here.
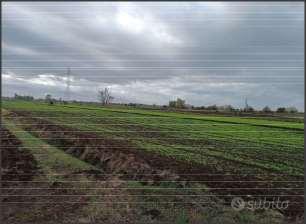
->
[3,100,304,176]
[7,100,304,129]
[2,100,303,223]
[3,118,97,178]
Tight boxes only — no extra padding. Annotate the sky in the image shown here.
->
[2,2,304,110]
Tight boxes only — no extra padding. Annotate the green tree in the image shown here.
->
[45,94,53,105]
[276,107,286,113]
[286,107,298,113]
[262,106,272,113]
[169,98,186,108]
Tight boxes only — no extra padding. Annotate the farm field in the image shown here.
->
[1,100,304,223]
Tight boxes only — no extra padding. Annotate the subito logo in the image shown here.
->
[231,197,245,211]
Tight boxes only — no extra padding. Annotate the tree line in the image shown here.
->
[167,98,299,113]
[10,92,299,114]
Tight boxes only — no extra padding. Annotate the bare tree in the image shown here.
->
[98,88,114,105]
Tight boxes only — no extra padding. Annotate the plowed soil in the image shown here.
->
[1,127,38,182]
[5,110,303,219]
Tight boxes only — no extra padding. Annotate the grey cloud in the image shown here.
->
[2,2,304,110]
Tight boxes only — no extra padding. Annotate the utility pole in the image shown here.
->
[245,98,249,111]
[65,67,71,101]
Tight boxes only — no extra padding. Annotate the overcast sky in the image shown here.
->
[2,2,304,110]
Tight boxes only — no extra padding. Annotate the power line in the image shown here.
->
[65,67,71,101]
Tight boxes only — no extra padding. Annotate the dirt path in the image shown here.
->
[1,126,143,223]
